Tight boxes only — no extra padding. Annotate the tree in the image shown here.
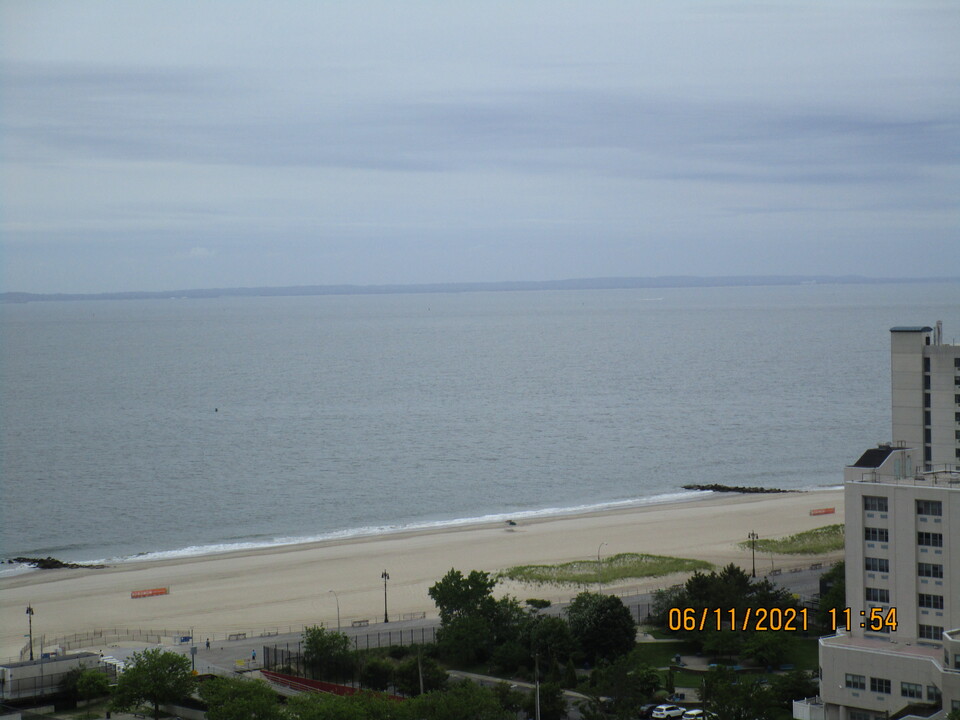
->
[393,655,447,697]
[359,657,393,692]
[766,670,818,711]
[286,691,399,720]
[592,657,660,719]
[407,680,512,720]
[199,676,283,720]
[742,630,795,668]
[111,648,195,720]
[428,569,498,625]
[700,667,774,720]
[429,569,504,664]
[522,682,567,720]
[525,615,573,666]
[817,561,845,629]
[566,592,635,662]
[77,669,111,703]
[303,626,355,682]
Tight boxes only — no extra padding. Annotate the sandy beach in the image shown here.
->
[0,489,843,659]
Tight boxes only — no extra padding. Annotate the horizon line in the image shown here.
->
[3,274,958,304]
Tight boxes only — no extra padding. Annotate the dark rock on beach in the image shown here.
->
[682,484,796,494]
[9,556,105,570]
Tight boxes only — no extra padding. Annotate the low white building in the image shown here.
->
[0,652,101,702]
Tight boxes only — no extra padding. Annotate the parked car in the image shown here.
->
[651,705,687,719]
[637,704,659,718]
[681,711,717,720]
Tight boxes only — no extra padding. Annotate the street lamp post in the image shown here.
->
[329,590,341,633]
[748,531,759,578]
[26,606,34,661]
[381,570,390,623]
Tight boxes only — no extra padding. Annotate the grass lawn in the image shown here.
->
[739,524,844,555]
[633,640,700,668]
[498,553,712,586]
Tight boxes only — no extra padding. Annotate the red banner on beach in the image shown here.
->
[809,508,835,516]
[131,587,169,599]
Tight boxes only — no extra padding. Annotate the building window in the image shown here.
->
[917,531,943,547]
[918,624,943,640]
[924,410,931,425]
[924,383,931,398]
[845,673,866,690]
[924,427,932,443]
[864,557,889,573]
[924,357,931,372]
[955,357,960,368]
[864,527,889,542]
[928,685,941,702]
[918,562,944,578]
[901,682,922,699]
[870,677,891,694]
[849,713,869,720]
[863,495,888,512]
[955,395,960,405]
[919,593,944,609]
[955,411,960,421]
[865,588,890,603]
[955,375,960,387]
[916,499,942,516]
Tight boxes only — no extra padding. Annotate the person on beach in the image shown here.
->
[206,638,210,650]
[251,649,256,663]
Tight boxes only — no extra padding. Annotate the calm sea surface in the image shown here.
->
[2,283,959,568]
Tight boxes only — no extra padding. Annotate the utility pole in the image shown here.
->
[26,606,34,661]
[534,653,541,720]
[329,590,341,633]
[748,531,759,578]
[381,570,390,623]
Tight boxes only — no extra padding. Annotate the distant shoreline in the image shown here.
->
[3,275,957,304]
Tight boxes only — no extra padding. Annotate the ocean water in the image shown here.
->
[2,282,958,571]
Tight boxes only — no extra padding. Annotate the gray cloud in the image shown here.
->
[1,1,958,292]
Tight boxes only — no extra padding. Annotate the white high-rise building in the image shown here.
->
[890,323,960,472]
[795,325,960,720]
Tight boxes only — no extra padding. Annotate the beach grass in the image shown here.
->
[497,553,712,586]
[739,524,844,555]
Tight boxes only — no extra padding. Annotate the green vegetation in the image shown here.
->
[110,648,195,720]
[498,553,712,585]
[739,524,844,555]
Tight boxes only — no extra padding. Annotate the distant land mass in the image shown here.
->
[2,275,958,304]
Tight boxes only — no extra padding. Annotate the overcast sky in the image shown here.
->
[2,1,958,293]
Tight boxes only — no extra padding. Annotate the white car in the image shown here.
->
[681,711,716,720]
[652,705,686,719]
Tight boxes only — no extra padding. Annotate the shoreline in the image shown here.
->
[3,485,842,573]
[0,488,844,659]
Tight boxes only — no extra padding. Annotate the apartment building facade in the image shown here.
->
[796,324,960,720]
[890,323,960,471]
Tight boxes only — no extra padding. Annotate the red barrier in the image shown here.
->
[261,669,403,700]
[809,508,836,516]
[130,587,169,599]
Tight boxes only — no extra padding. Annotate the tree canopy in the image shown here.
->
[565,591,636,662]
[199,676,284,720]
[111,648,195,720]
[428,569,498,625]
[303,626,355,681]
